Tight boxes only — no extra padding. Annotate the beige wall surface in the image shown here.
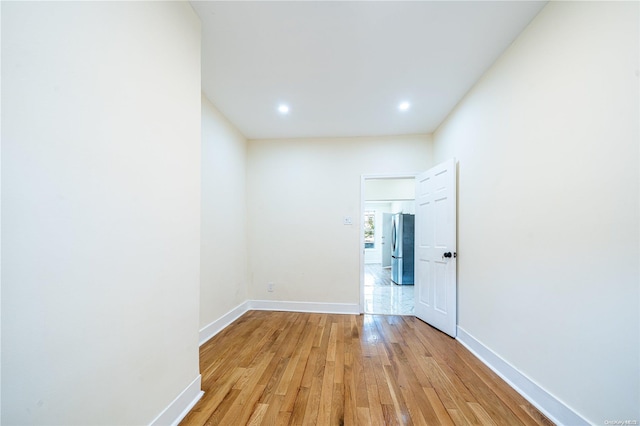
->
[433,2,639,423]
[200,96,249,329]
[1,2,202,424]
[247,135,432,304]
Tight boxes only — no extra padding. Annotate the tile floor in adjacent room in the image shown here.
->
[364,263,414,315]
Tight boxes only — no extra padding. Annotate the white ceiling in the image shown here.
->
[191,1,547,140]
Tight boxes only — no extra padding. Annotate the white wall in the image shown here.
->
[365,178,415,201]
[390,200,415,215]
[433,2,639,423]
[200,95,248,329]
[2,2,202,424]
[247,135,432,304]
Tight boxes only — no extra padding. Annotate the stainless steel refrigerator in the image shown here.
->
[391,213,415,285]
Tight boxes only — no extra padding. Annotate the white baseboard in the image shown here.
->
[249,299,360,315]
[456,326,589,426]
[149,375,203,426]
[199,301,251,346]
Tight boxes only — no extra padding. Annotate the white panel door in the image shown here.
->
[414,159,457,337]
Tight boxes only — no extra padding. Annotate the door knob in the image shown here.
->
[443,252,452,258]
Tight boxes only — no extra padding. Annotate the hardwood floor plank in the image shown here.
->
[371,350,394,405]
[469,402,499,426]
[381,403,401,426]
[246,402,268,426]
[424,387,456,426]
[327,322,338,362]
[363,356,386,424]
[396,317,434,376]
[382,363,413,425]
[427,337,526,425]
[180,311,553,426]
[180,367,245,425]
[304,318,331,424]
[301,376,322,425]
[203,388,241,426]
[289,385,310,425]
[217,381,266,425]
[356,407,372,425]
[333,319,345,385]
[331,382,345,425]
[396,379,430,425]
[313,314,327,347]
[420,354,484,425]
[256,355,288,404]
[299,346,320,390]
[275,411,292,426]
[435,348,524,425]
[233,347,275,392]
[351,338,369,409]
[448,407,470,426]
[342,346,358,426]
[259,394,284,425]
[450,344,545,426]
[278,321,317,413]
[316,360,335,425]
[275,351,302,398]
[394,353,440,425]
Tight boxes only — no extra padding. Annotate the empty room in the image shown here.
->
[2,1,638,425]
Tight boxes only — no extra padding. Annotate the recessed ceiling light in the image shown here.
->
[278,104,290,114]
[398,102,410,111]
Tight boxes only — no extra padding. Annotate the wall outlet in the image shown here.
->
[343,216,353,225]
[267,282,275,292]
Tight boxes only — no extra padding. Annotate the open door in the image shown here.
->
[414,159,457,337]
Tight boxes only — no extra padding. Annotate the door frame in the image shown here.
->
[359,173,420,314]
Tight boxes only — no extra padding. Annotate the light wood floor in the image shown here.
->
[181,311,553,426]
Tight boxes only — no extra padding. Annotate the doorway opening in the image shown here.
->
[360,175,416,315]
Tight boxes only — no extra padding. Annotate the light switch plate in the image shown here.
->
[343,216,353,225]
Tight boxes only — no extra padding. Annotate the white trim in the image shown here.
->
[199,301,250,346]
[249,300,359,315]
[456,326,589,426]
[149,375,203,426]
